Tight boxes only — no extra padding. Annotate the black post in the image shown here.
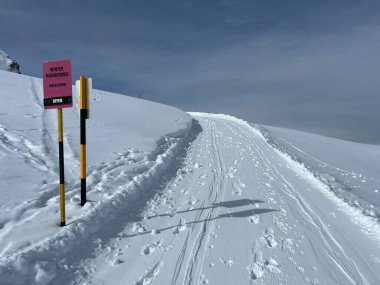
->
[80,76,87,206]
[58,108,66,226]
[80,108,86,206]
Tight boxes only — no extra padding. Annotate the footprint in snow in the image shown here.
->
[262,228,278,248]
[142,241,161,255]
[173,219,188,234]
[232,183,243,196]
[132,223,146,233]
[188,196,198,206]
[193,163,201,169]
[247,256,281,280]
[110,258,123,266]
[220,258,234,268]
[237,179,246,188]
[35,262,57,284]
[282,238,295,254]
[248,215,260,224]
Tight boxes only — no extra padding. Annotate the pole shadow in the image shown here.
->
[146,198,265,220]
[126,206,278,238]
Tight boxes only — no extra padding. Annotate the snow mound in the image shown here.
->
[0,50,21,73]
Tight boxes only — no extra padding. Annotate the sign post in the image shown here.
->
[43,59,72,227]
[80,76,87,206]
[57,108,65,226]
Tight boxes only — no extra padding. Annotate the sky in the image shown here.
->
[1,0,380,144]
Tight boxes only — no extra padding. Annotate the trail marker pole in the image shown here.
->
[58,108,66,226]
[80,76,87,206]
[43,59,72,227]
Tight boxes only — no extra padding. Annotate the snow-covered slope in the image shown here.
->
[0,70,192,284]
[1,70,380,284]
[0,50,21,73]
[259,126,380,219]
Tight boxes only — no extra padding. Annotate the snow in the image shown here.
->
[1,71,380,284]
[0,70,191,283]
[260,125,380,221]
[0,50,21,74]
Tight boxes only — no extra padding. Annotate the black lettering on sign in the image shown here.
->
[46,72,69,78]
[50,67,64,72]
[49,83,66,88]
[44,96,72,107]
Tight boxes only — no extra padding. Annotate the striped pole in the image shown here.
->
[80,76,87,206]
[58,108,66,226]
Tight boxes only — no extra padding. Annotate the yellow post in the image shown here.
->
[58,108,66,226]
[80,76,87,206]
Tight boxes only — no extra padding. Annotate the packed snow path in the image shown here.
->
[69,113,379,285]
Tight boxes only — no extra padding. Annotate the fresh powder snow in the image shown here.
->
[0,70,380,284]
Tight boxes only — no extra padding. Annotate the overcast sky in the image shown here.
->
[1,0,380,143]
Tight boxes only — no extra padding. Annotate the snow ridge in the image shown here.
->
[257,125,380,220]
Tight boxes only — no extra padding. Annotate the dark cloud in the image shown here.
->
[1,0,379,143]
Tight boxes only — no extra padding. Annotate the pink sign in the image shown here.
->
[43,60,73,109]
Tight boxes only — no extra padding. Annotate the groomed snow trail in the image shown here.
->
[71,113,380,285]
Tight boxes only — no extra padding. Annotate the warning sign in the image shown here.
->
[43,60,73,109]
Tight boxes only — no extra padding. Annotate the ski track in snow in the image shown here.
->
[58,113,379,285]
[1,112,380,284]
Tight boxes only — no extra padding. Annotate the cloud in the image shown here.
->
[1,0,379,143]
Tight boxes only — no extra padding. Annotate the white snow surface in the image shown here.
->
[260,125,380,220]
[1,71,380,284]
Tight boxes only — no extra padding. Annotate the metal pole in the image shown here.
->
[80,76,87,206]
[58,108,66,226]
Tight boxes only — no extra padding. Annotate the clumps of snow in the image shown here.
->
[34,262,56,285]
[232,182,243,196]
[199,173,207,179]
[297,266,305,273]
[237,179,246,188]
[282,238,294,253]
[226,166,237,178]
[247,255,281,280]
[200,274,209,284]
[188,196,198,206]
[220,257,234,268]
[151,229,159,235]
[248,215,260,224]
[135,262,162,285]
[173,219,188,234]
[132,222,147,233]
[262,227,278,248]
[111,258,123,266]
[248,262,264,280]
[193,162,202,169]
[142,241,161,255]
